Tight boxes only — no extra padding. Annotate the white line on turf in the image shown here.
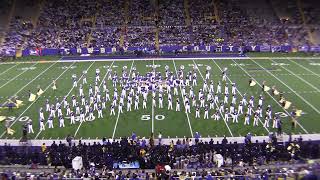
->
[4,57,320,65]
[112,60,135,139]
[232,59,309,134]
[0,62,39,89]
[251,59,320,115]
[173,60,194,138]
[192,60,234,137]
[74,60,115,137]
[1,73,320,81]
[269,58,320,92]
[288,58,320,79]
[34,61,96,139]
[0,62,77,138]
[0,63,20,76]
[211,59,270,133]
[152,59,155,134]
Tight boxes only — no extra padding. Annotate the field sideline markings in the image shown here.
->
[0,62,77,138]
[233,59,309,134]
[252,59,320,115]
[288,58,320,79]
[111,60,135,139]
[192,60,234,137]
[3,56,320,65]
[1,73,319,81]
[0,62,39,89]
[74,60,115,137]
[173,60,194,137]
[211,59,270,134]
[0,63,20,76]
[269,58,320,93]
[34,61,96,139]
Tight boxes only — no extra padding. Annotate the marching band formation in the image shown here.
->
[27,64,286,135]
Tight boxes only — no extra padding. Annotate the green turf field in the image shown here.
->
[0,56,320,140]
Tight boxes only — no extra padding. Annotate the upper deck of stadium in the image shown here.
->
[0,0,319,56]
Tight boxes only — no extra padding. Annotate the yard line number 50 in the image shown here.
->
[141,114,165,121]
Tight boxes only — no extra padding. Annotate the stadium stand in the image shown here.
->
[0,135,319,178]
[1,0,320,57]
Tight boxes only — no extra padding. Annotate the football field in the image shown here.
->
[0,56,320,140]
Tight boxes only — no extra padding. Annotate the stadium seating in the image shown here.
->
[0,136,319,178]
[1,0,319,57]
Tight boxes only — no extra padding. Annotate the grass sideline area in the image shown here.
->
[0,55,320,140]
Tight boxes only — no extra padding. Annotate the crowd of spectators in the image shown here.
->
[0,134,319,179]
[191,25,223,46]
[128,0,155,26]
[1,163,319,179]
[1,0,319,56]
[124,27,155,47]
[189,0,216,25]
[301,0,320,24]
[1,17,33,55]
[95,0,124,27]
[0,135,319,169]
[158,0,185,26]
[89,27,122,48]
[159,26,191,46]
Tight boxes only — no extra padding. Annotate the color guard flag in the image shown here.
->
[0,116,6,122]
[52,81,57,90]
[249,80,256,87]
[37,88,44,96]
[15,100,23,108]
[29,93,36,102]
[295,110,302,117]
[6,128,15,135]
[284,101,292,109]
[16,100,23,105]
[263,85,270,92]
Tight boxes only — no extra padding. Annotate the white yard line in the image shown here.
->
[269,58,320,92]
[288,58,320,79]
[172,60,194,138]
[233,59,309,134]
[152,59,155,134]
[211,59,270,133]
[74,60,116,137]
[192,60,234,137]
[34,62,96,139]
[0,63,20,76]
[0,62,39,89]
[0,62,77,138]
[112,60,135,139]
[251,59,320,115]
